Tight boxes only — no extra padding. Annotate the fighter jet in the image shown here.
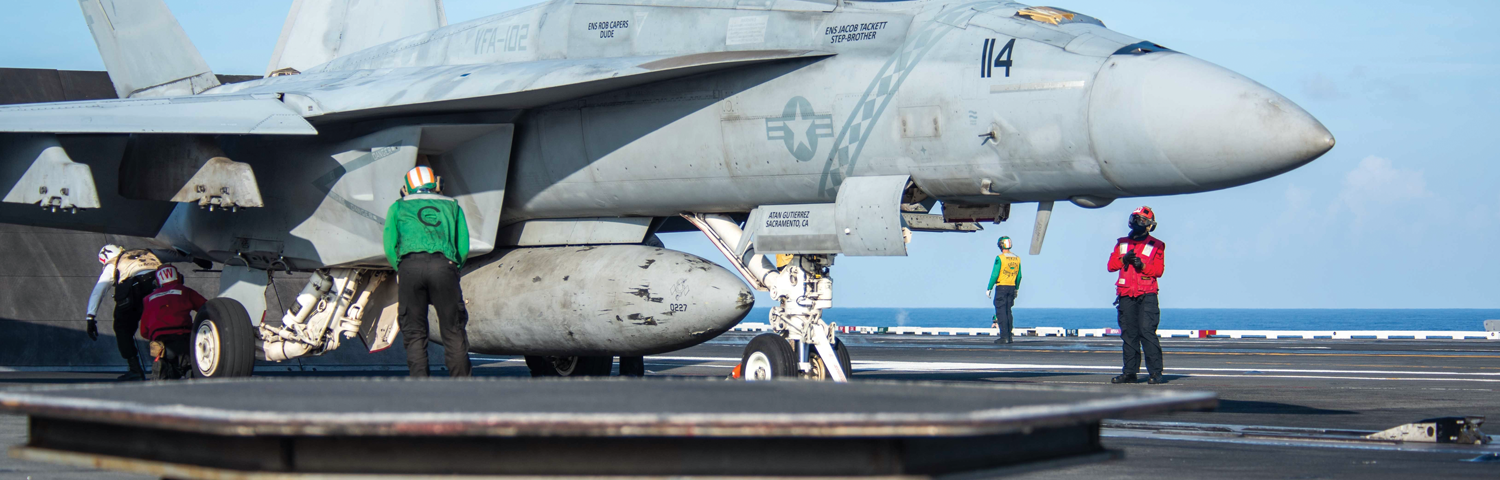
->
[0,0,1332,380]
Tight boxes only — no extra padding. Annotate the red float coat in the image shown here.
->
[1107,234,1165,297]
[139,280,206,341]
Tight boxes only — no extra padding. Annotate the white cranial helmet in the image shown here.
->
[98,244,123,264]
[155,265,180,285]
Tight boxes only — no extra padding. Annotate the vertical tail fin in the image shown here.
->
[266,0,447,76]
[77,0,219,99]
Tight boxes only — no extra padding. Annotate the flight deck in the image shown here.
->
[0,377,1212,478]
[3,332,1497,479]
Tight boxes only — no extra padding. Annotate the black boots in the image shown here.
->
[1111,374,1166,384]
[118,356,145,381]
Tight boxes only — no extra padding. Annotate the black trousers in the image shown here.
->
[397,253,472,377]
[992,286,1017,341]
[150,334,192,381]
[1117,293,1163,377]
[112,274,155,364]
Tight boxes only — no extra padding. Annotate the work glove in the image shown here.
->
[1121,252,1137,269]
[986,289,993,299]
[1130,255,1145,270]
[85,315,98,341]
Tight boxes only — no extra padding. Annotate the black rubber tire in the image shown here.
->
[808,338,853,380]
[525,355,614,377]
[524,356,552,377]
[191,298,256,378]
[574,356,613,376]
[740,333,794,380]
[618,356,646,377]
[835,338,853,379]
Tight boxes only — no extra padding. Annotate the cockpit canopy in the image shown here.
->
[1013,6,1104,27]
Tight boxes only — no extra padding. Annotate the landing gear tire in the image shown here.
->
[191,298,256,378]
[740,333,795,381]
[525,355,613,377]
[618,356,646,377]
[807,338,853,380]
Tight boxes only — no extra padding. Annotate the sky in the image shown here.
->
[0,1,1495,309]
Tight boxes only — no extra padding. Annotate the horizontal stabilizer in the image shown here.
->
[0,94,317,135]
[226,49,835,122]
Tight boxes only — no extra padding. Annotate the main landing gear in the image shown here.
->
[192,268,390,378]
[191,298,257,378]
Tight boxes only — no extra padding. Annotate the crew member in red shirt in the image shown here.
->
[1107,206,1167,385]
[139,265,206,380]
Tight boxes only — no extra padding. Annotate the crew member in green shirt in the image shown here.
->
[986,236,1022,344]
[384,165,472,377]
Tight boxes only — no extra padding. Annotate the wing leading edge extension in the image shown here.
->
[221,49,836,122]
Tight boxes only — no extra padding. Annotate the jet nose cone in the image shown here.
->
[1090,52,1334,194]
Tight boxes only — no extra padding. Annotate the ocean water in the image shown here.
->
[743,308,1500,331]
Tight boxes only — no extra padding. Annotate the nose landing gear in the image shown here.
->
[762,254,848,382]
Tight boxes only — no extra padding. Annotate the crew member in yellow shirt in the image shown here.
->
[986,236,1022,344]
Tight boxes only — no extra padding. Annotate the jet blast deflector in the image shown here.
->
[0,379,1216,477]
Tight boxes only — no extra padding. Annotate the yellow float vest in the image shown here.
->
[994,254,1021,287]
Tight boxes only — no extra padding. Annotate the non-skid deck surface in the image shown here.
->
[0,378,1215,437]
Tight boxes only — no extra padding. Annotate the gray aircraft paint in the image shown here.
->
[266,0,448,76]
[457,245,753,356]
[0,0,1333,358]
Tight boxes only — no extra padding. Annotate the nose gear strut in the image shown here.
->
[685,214,848,382]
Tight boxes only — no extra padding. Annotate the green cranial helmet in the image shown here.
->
[998,236,1012,250]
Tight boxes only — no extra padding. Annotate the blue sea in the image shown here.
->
[744,308,1500,331]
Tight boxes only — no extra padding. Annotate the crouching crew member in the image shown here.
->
[139,265,206,380]
[86,245,163,381]
[986,236,1022,344]
[384,166,473,377]
[1108,206,1167,385]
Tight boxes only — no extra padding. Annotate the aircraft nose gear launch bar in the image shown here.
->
[0,379,1216,478]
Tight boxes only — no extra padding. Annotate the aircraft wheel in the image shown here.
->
[807,338,852,380]
[740,333,794,381]
[618,356,646,377]
[192,298,256,378]
[525,355,613,377]
[834,338,852,378]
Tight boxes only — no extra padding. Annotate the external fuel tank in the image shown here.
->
[457,245,755,356]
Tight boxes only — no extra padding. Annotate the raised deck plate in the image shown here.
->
[1,378,1215,478]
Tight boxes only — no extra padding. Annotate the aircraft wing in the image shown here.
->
[223,49,835,122]
[0,50,830,134]
[0,94,317,135]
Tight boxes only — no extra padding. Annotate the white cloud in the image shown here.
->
[1301,73,1344,101]
[1284,184,1314,210]
[1334,156,1430,224]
